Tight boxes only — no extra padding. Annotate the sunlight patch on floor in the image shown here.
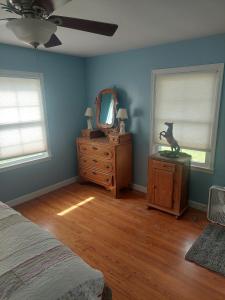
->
[57,197,95,216]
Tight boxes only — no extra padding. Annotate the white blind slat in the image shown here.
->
[154,70,219,151]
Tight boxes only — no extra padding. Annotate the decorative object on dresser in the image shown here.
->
[84,107,93,130]
[116,108,128,134]
[159,122,180,157]
[76,88,132,198]
[96,88,118,131]
[81,129,104,139]
[147,153,190,218]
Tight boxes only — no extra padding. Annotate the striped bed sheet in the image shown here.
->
[0,202,105,300]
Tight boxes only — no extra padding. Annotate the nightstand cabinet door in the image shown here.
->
[153,168,174,209]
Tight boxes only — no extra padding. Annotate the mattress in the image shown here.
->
[0,202,105,300]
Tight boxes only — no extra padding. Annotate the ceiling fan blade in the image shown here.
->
[49,15,118,36]
[44,34,62,48]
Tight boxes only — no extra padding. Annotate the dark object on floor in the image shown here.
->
[102,284,112,300]
[185,223,225,276]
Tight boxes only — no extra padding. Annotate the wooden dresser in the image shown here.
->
[147,153,190,218]
[76,134,132,198]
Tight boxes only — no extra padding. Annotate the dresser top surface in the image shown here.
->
[150,152,191,164]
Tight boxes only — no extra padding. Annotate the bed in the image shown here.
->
[0,201,111,300]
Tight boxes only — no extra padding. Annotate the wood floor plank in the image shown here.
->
[15,183,225,300]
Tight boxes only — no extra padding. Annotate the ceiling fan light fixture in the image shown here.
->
[6,18,57,47]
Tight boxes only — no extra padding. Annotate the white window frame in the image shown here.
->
[0,70,51,172]
[150,64,224,172]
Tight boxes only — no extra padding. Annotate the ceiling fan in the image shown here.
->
[0,0,118,48]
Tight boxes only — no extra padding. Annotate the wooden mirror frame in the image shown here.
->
[96,88,118,131]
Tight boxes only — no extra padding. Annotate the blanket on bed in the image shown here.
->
[0,202,105,300]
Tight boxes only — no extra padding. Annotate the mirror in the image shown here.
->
[96,89,118,130]
[99,93,114,125]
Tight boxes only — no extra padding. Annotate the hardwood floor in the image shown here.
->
[15,183,225,300]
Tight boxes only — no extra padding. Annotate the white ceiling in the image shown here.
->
[0,0,225,57]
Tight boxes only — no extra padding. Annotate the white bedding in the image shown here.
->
[0,202,105,300]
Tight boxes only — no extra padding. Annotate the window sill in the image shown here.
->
[191,165,214,174]
[0,152,51,173]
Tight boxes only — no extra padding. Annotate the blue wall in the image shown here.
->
[85,34,225,204]
[1,34,225,204]
[0,44,86,202]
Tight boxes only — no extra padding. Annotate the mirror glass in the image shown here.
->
[99,93,114,125]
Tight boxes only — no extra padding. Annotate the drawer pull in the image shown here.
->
[104,152,109,156]
[83,159,87,163]
[92,171,97,175]
[92,146,98,150]
[93,159,98,163]
[106,165,110,169]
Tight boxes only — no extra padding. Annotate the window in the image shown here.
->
[150,64,224,171]
[0,71,50,170]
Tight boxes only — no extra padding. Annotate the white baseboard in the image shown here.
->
[189,200,207,212]
[7,178,208,213]
[132,184,147,193]
[7,177,78,207]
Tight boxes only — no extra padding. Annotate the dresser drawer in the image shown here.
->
[152,160,175,172]
[79,143,113,160]
[80,168,112,186]
[80,156,113,174]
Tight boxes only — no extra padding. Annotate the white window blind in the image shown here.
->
[153,66,222,152]
[0,74,48,162]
